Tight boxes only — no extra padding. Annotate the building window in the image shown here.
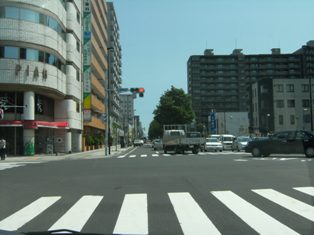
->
[286,84,294,92]
[302,99,310,108]
[302,84,309,92]
[275,100,284,108]
[76,69,80,81]
[5,6,19,19]
[287,100,295,108]
[274,84,284,92]
[76,11,80,23]
[4,46,19,59]
[290,115,295,125]
[76,102,80,112]
[76,40,80,52]
[20,8,40,23]
[26,48,39,61]
[279,115,284,125]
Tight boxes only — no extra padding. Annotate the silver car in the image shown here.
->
[232,136,251,151]
[204,138,223,152]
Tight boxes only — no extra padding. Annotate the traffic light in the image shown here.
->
[130,87,145,97]
[138,87,145,97]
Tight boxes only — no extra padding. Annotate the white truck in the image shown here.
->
[162,124,205,154]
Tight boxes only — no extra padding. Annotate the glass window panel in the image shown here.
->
[38,51,44,62]
[47,16,58,31]
[46,53,55,65]
[0,6,5,18]
[20,48,26,59]
[26,48,39,61]
[0,46,3,58]
[39,14,46,24]
[5,7,19,19]
[20,8,39,23]
[4,46,19,59]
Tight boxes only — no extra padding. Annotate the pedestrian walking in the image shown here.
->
[0,138,6,160]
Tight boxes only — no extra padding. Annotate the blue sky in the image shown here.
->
[113,0,314,133]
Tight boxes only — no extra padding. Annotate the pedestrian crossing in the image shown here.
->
[0,186,313,234]
[115,151,249,159]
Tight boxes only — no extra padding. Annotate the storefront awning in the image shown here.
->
[0,120,69,129]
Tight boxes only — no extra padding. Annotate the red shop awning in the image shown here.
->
[0,120,69,129]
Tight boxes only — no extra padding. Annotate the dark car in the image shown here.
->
[245,130,314,158]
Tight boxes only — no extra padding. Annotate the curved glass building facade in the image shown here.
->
[0,0,83,155]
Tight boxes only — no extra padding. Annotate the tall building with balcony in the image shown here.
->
[120,94,134,145]
[0,0,83,155]
[82,0,109,148]
[107,2,122,146]
[187,41,314,133]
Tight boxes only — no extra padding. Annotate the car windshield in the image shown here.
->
[1,1,313,235]
[206,138,219,143]
[238,137,250,142]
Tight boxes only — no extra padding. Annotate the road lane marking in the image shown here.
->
[117,155,126,158]
[140,154,147,158]
[162,154,171,157]
[152,154,159,157]
[293,187,314,196]
[113,194,148,235]
[0,196,61,231]
[129,155,136,158]
[168,192,221,235]
[234,159,248,161]
[211,191,299,235]
[252,189,314,222]
[49,195,103,231]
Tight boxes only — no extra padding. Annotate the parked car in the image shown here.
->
[204,137,223,152]
[133,139,144,146]
[221,134,235,150]
[152,139,163,150]
[245,130,314,158]
[232,136,251,151]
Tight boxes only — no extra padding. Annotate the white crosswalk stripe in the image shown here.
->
[0,196,61,231]
[211,191,299,235]
[113,194,148,235]
[293,186,314,196]
[49,195,103,231]
[140,154,147,158]
[252,189,314,221]
[1,187,313,234]
[152,154,159,157]
[169,192,221,235]
[129,154,136,158]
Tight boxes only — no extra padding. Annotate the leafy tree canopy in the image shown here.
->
[153,86,195,126]
[148,120,162,140]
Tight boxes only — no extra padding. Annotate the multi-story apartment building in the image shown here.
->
[107,2,122,146]
[83,0,109,148]
[188,41,314,133]
[0,0,83,155]
[120,94,134,145]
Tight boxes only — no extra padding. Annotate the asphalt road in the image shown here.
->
[0,146,313,235]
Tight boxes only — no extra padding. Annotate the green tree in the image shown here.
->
[153,86,195,126]
[148,120,162,140]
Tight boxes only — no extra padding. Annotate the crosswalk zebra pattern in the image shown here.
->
[0,186,313,234]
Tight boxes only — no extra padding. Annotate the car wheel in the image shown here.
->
[252,147,262,157]
[305,147,314,158]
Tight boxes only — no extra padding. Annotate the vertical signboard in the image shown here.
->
[83,0,92,121]
[210,111,217,134]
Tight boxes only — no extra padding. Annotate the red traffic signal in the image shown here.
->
[130,87,145,97]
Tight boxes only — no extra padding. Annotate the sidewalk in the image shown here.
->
[0,145,133,163]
